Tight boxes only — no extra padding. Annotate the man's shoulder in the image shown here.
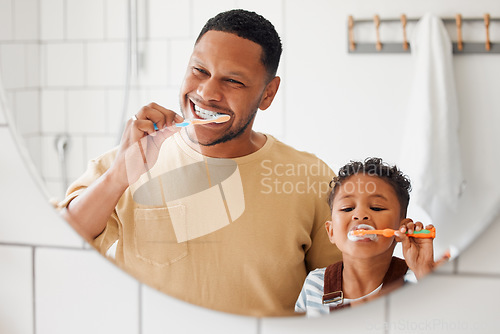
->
[266,135,331,167]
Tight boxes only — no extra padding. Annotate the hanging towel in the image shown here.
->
[400,14,466,225]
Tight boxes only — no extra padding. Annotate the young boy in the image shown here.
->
[295,158,436,317]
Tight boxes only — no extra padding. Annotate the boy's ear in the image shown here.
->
[325,221,335,243]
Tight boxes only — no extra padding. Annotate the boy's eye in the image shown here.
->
[371,207,386,211]
[340,207,353,212]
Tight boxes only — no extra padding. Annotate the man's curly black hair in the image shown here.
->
[196,9,282,82]
[328,158,412,218]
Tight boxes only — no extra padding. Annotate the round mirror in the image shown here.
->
[1,0,499,318]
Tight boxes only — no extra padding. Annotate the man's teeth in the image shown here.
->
[194,105,222,119]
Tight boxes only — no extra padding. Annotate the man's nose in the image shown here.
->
[197,79,222,101]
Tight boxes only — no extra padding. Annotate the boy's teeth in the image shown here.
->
[194,105,222,119]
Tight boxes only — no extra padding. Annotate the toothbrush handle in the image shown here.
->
[174,119,216,127]
[407,227,436,239]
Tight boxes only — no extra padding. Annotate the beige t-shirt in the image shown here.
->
[63,133,341,317]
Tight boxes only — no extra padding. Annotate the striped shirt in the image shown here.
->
[295,267,416,317]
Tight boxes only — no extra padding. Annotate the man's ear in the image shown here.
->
[258,76,280,110]
[325,220,335,243]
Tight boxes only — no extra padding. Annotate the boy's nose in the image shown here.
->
[353,209,370,221]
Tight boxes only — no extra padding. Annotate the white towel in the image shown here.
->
[400,14,465,226]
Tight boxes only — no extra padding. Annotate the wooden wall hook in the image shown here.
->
[455,14,463,51]
[401,14,408,51]
[348,15,356,51]
[374,15,382,51]
[484,13,491,51]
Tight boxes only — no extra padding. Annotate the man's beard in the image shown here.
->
[180,101,259,147]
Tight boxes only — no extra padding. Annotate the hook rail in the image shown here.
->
[347,14,500,54]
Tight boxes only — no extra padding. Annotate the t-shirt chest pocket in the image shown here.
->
[133,205,188,267]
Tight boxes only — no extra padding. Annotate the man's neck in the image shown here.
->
[180,130,267,158]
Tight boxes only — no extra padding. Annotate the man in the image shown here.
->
[62,9,341,316]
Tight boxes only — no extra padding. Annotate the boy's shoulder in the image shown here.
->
[305,267,327,284]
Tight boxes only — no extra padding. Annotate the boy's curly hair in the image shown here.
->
[328,157,411,217]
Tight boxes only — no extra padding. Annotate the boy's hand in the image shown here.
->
[395,218,435,280]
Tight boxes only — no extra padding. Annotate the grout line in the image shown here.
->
[103,0,107,40]
[281,0,287,141]
[188,0,194,37]
[453,255,459,274]
[431,270,500,279]
[383,296,390,334]
[32,246,37,334]
[11,0,15,39]
[64,0,68,41]
[138,283,143,334]
[0,241,87,251]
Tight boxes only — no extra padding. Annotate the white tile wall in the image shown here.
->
[0,0,13,41]
[136,40,169,86]
[168,39,193,86]
[146,87,182,113]
[13,0,39,40]
[40,0,64,40]
[41,89,66,133]
[41,134,63,179]
[457,214,500,275]
[261,297,386,333]
[388,275,500,334]
[0,106,6,124]
[0,128,82,247]
[43,43,85,87]
[66,0,105,40]
[67,90,107,134]
[14,90,40,136]
[141,285,258,334]
[105,0,128,39]
[64,134,86,180]
[0,245,33,334]
[0,43,39,90]
[2,1,500,333]
[86,41,127,86]
[23,135,43,172]
[192,0,237,36]
[85,135,116,162]
[24,43,40,87]
[148,0,191,39]
[0,44,26,89]
[107,88,150,135]
[235,0,284,37]
[35,248,139,334]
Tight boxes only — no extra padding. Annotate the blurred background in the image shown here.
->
[1,0,499,333]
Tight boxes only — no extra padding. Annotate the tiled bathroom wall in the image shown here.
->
[1,0,500,333]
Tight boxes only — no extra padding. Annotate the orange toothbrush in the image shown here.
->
[175,114,230,127]
[350,227,435,239]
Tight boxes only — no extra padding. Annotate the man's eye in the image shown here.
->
[194,67,208,75]
[227,79,244,86]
